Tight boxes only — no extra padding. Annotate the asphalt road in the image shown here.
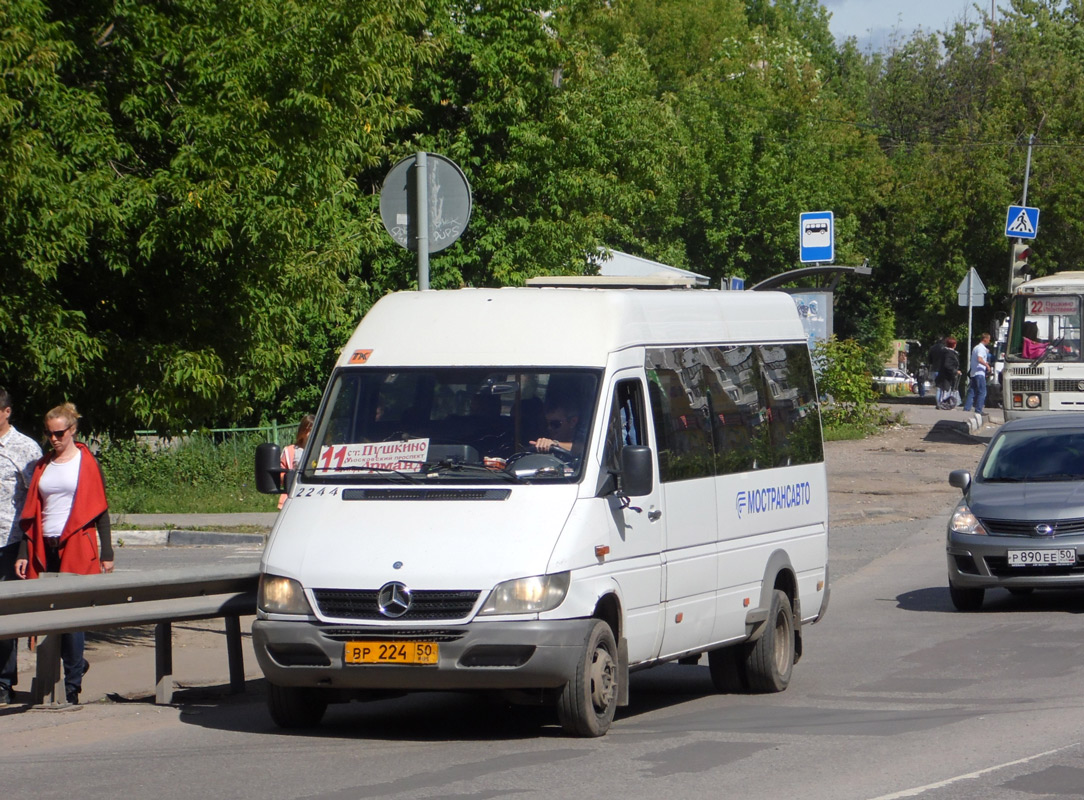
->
[10,405,1084,799]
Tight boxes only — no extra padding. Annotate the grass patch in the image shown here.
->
[97,432,279,514]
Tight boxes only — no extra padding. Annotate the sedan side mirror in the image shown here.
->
[948,469,971,493]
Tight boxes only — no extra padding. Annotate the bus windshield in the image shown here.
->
[1007,295,1082,362]
[302,368,601,483]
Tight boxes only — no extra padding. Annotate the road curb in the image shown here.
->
[115,530,266,547]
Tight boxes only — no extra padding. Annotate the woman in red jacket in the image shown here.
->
[15,403,113,705]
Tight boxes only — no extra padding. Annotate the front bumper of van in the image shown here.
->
[252,618,597,691]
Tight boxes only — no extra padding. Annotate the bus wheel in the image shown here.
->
[744,589,794,693]
[557,619,619,737]
[267,684,328,729]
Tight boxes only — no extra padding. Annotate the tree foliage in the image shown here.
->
[3,0,1084,431]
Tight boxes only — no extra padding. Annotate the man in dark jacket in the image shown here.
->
[936,337,961,409]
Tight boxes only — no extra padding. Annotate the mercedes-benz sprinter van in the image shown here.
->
[253,285,830,737]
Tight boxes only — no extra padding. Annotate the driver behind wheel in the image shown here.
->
[530,400,583,456]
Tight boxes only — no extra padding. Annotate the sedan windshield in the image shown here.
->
[303,368,600,483]
[980,429,1084,482]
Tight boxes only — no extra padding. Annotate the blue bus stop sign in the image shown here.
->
[799,211,834,263]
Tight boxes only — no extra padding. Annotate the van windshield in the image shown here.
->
[303,368,601,483]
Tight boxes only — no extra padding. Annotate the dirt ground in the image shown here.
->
[825,416,990,528]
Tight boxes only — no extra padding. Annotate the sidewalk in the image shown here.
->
[110,512,278,546]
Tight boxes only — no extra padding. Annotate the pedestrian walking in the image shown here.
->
[279,414,314,509]
[936,337,961,410]
[0,387,43,705]
[963,333,992,415]
[16,403,113,705]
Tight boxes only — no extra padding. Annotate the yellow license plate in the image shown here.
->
[344,641,439,665]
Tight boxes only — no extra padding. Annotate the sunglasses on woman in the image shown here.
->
[45,424,72,440]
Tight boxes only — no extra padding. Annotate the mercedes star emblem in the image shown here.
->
[377,581,412,618]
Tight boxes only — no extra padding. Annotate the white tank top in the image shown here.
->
[39,451,82,538]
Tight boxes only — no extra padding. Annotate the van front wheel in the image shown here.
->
[267,684,328,729]
[557,619,619,737]
[744,589,794,693]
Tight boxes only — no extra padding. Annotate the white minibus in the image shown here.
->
[253,285,830,737]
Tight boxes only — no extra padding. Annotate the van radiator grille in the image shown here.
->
[1052,380,1084,392]
[313,589,481,621]
[1009,379,1046,393]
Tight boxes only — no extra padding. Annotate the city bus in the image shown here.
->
[1003,272,1084,419]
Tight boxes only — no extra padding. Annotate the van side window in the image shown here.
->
[603,380,647,473]
[645,348,715,481]
[646,343,823,483]
[758,344,823,467]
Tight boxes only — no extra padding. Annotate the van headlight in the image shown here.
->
[479,572,570,615]
[949,500,988,536]
[259,574,313,615]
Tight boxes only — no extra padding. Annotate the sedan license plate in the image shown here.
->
[344,641,438,665]
[1007,548,1077,567]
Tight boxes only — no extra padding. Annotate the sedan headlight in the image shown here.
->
[479,572,570,615]
[258,574,313,615]
[949,500,988,536]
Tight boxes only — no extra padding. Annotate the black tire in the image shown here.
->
[556,619,619,737]
[744,589,794,693]
[949,583,985,611]
[707,646,748,693]
[267,683,328,729]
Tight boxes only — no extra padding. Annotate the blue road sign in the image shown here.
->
[1005,205,1039,239]
[799,211,834,263]
[729,276,745,291]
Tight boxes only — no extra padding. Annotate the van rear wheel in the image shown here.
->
[744,589,794,693]
[267,684,328,729]
[556,619,619,737]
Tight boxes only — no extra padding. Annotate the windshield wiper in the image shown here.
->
[418,459,520,482]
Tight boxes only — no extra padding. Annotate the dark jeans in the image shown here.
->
[0,543,18,690]
[44,545,87,694]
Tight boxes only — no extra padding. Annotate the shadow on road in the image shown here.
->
[897,585,1084,614]
[169,664,727,741]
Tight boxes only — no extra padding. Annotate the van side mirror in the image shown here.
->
[948,469,971,493]
[255,442,283,494]
[620,446,654,497]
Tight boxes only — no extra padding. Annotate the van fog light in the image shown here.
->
[479,572,570,615]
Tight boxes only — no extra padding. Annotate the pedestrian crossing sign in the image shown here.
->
[1005,205,1039,239]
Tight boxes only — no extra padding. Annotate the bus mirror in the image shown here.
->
[255,442,283,494]
[620,446,654,497]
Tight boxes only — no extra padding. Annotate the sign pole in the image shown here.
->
[415,152,429,291]
[966,269,973,358]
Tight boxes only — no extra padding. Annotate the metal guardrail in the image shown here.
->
[0,566,259,706]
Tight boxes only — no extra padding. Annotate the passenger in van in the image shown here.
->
[530,400,584,456]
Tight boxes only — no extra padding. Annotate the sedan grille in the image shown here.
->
[312,589,481,621]
[978,517,1084,537]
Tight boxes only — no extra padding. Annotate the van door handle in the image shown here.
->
[648,510,661,522]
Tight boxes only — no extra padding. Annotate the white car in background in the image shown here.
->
[873,368,916,393]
